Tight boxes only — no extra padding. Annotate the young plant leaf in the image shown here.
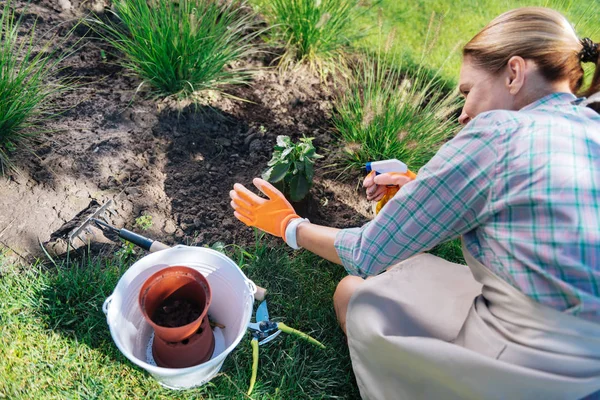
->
[304,159,314,181]
[289,173,310,202]
[276,135,292,147]
[262,161,290,183]
[281,147,294,159]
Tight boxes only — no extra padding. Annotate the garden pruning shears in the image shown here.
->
[246,300,325,395]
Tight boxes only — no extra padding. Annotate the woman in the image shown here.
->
[230,7,600,399]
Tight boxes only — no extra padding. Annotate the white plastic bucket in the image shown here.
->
[102,245,256,389]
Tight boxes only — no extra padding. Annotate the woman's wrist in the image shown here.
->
[294,222,343,265]
[284,218,310,249]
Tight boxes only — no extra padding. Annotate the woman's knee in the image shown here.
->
[333,275,365,334]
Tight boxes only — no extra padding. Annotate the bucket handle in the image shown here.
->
[102,295,114,316]
[246,279,257,297]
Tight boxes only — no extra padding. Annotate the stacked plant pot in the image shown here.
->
[139,266,215,368]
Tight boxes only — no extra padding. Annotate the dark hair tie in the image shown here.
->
[580,38,599,64]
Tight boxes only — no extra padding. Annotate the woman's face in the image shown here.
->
[457,57,514,125]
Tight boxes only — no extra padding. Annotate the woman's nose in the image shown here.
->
[458,111,471,126]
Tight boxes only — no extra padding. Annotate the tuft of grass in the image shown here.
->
[0,2,73,174]
[91,0,261,99]
[260,0,365,77]
[0,239,358,398]
[332,49,462,172]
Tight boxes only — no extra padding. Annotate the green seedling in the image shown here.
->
[116,214,153,260]
[134,214,153,231]
[262,136,322,202]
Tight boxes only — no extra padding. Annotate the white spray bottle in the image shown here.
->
[365,159,417,213]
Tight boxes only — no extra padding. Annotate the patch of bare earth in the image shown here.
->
[0,1,370,261]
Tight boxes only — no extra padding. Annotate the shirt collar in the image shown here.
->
[519,92,577,112]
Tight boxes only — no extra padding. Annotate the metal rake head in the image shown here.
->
[68,200,115,246]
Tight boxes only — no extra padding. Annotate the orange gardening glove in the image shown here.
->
[229,178,299,240]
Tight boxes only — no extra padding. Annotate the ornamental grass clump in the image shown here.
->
[0,3,72,174]
[263,0,363,76]
[93,0,261,99]
[332,53,462,171]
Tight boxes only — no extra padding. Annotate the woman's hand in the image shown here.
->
[229,178,299,239]
[231,177,342,264]
[363,171,386,201]
[363,171,415,202]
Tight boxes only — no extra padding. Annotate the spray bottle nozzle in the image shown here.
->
[365,159,408,175]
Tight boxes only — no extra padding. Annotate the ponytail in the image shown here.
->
[579,38,600,112]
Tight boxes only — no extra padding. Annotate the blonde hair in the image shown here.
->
[463,7,600,97]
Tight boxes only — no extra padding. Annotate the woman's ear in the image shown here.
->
[505,56,526,95]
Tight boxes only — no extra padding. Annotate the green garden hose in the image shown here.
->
[277,322,326,349]
[247,338,259,396]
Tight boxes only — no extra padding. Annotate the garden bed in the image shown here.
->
[0,0,371,259]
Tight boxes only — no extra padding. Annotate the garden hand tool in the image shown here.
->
[68,199,170,253]
[246,300,325,395]
[230,178,299,240]
[67,199,268,300]
[365,159,417,214]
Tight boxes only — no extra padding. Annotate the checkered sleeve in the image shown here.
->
[334,112,503,276]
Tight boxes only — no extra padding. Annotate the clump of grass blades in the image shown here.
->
[264,0,363,77]
[332,52,462,171]
[0,3,72,174]
[93,0,261,99]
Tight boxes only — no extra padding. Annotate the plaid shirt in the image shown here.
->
[335,92,600,322]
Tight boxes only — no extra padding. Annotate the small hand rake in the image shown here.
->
[68,199,170,253]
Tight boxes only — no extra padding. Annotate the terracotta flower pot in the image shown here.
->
[152,316,215,369]
[139,266,212,343]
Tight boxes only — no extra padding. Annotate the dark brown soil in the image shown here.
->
[0,0,372,261]
[152,298,201,328]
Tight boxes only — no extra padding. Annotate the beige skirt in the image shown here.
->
[346,249,600,400]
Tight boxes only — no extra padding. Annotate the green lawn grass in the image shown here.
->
[0,241,359,399]
[354,0,600,85]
